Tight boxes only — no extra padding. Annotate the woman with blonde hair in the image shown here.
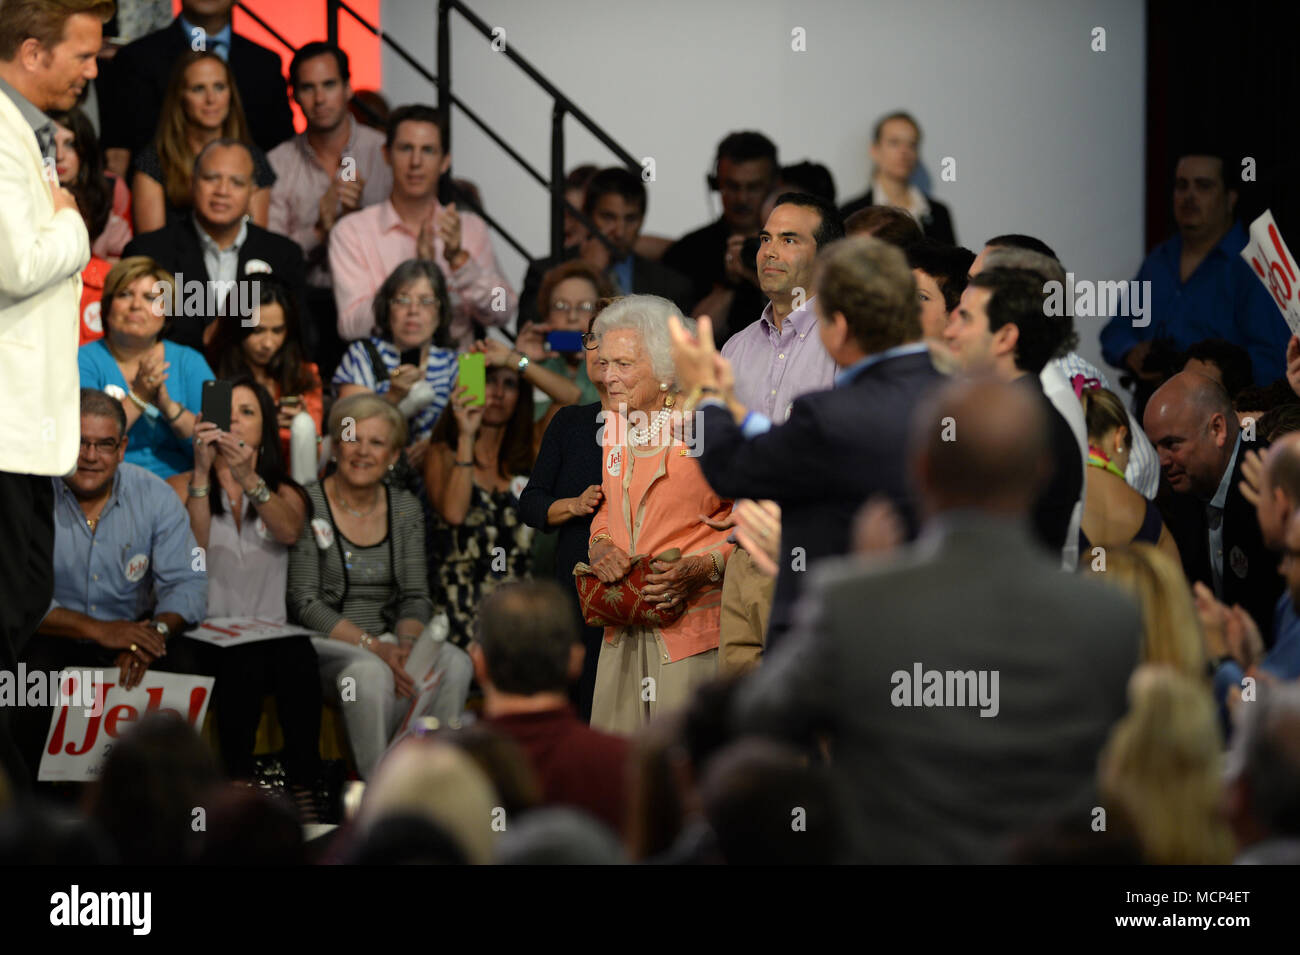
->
[131,50,276,231]
[1077,384,1180,566]
[1098,664,1235,864]
[1082,543,1206,682]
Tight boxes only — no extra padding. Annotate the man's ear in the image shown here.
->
[828,311,851,351]
[1210,411,1229,446]
[992,321,1019,360]
[567,643,585,683]
[438,151,452,177]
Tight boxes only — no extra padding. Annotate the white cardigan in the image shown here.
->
[0,85,90,476]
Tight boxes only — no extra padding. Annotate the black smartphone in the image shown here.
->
[201,379,232,432]
[399,348,421,367]
[545,330,584,354]
[740,235,761,271]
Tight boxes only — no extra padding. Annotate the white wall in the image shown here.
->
[380,0,1144,373]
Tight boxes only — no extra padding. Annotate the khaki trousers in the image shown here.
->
[718,547,775,677]
[590,626,718,735]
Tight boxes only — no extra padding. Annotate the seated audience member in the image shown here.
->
[268,41,392,380]
[1182,337,1254,403]
[734,376,1142,863]
[517,167,692,330]
[843,204,923,245]
[839,111,956,243]
[474,582,630,832]
[1259,404,1300,442]
[662,131,779,345]
[288,395,472,780]
[424,357,537,650]
[51,107,132,260]
[431,723,541,818]
[353,738,499,864]
[905,239,974,371]
[1100,149,1286,398]
[1244,433,1300,552]
[974,234,1162,502]
[523,261,614,424]
[471,334,583,455]
[124,138,306,352]
[674,236,942,650]
[519,315,609,720]
[209,279,323,472]
[193,785,306,865]
[100,0,294,173]
[166,378,325,809]
[85,715,224,865]
[1223,681,1300,863]
[78,257,211,478]
[1082,544,1205,681]
[130,50,275,232]
[700,738,851,865]
[944,267,1083,562]
[15,391,208,767]
[584,296,734,732]
[1236,379,1300,432]
[329,105,518,350]
[495,808,626,865]
[1098,665,1234,863]
[1144,371,1283,645]
[334,259,459,473]
[1077,385,1180,564]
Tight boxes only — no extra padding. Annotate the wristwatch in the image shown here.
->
[153,620,171,639]
[515,353,530,374]
[248,478,273,505]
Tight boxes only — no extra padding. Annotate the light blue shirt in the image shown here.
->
[46,462,207,626]
[610,255,634,296]
[1208,434,1242,596]
[178,16,232,60]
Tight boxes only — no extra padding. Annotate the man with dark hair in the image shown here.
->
[671,235,943,650]
[734,375,1140,862]
[15,390,207,773]
[474,582,629,833]
[944,267,1084,559]
[268,40,392,379]
[1101,149,1286,390]
[516,165,692,328]
[839,111,955,243]
[778,161,836,205]
[98,0,294,176]
[844,204,924,245]
[1183,338,1255,402]
[1145,370,1283,645]
[329,104,516,351]
[0,0,110,787]
[125,139,306,352]
[662,130,778,346]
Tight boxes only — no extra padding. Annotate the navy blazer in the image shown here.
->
[99,19,295,155]
[124,219,307,355]
[696,349,944,645]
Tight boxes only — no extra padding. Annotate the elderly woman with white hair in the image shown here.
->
[585,295,734,733]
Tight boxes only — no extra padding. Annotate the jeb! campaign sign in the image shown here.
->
[1242,210,1300,336]
[39,670,214,782]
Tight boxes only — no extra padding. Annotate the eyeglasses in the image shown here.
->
[80,438,121,456]
[582,332,599,350]
[550,301,597,316]
[391,296,438,309]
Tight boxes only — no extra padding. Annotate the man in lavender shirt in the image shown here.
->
[714,192,845,674]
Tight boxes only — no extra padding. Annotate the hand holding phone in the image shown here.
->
[201,379,232,432]
[457,352,486,406]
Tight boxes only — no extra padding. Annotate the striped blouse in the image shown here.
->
[287,480,433,636]
[332,337,459,444]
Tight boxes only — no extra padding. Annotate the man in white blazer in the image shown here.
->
[0,0,110,786]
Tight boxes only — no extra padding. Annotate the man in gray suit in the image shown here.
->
[734,375,1142,863]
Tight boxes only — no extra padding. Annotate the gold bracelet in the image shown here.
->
[589,532,612,547]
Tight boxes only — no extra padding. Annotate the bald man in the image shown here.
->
[1145,371,1283,645]
[735,376,1141,863]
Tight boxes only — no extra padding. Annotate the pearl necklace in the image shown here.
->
[629,407,673,447]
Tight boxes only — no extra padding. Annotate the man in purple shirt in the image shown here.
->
[720,192,844,423]
[714,192,844,673]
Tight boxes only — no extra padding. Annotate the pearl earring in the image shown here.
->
[659,382,668,391]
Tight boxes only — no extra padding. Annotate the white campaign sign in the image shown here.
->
[39,670,214,782]
[185,617,318,648]
[1241,210,1300,336]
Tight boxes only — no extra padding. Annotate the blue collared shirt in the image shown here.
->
[46,462,207,626]
[610,254,634,296]
[1099,221,1287,384]
[178,16,232,60]
[1208,434,1242,596]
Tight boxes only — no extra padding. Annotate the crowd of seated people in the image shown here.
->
[8,0,1300,868]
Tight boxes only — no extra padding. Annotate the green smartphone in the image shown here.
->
[457,352,486,406]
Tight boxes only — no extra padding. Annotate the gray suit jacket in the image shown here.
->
[734,511,1141,863]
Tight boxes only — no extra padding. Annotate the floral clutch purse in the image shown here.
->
[573,548,686,629]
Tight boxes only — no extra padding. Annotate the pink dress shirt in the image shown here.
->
[720,296,836,422]
[267,118,392,288]
[328,198,518,349]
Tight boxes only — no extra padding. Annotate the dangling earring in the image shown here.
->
[388,463,395,472]
[663,393,675,409]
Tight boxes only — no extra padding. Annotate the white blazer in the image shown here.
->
[0,86,89,475]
